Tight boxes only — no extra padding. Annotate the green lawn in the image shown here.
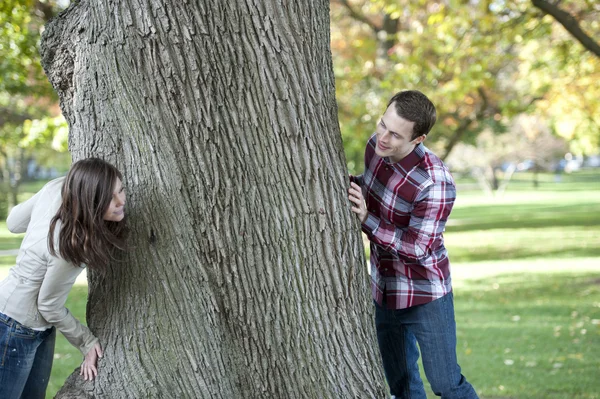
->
[453,271,600,399]
[445,170,600,399]
[0,221,24,250]
[0,171,599,398]
[46,286,89,397]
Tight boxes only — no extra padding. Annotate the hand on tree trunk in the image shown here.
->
[348,182,368,223]
[80,342,103,381]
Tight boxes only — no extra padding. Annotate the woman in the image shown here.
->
[0,158,128,398]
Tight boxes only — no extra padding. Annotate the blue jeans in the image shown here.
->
[0,312,56,399]
[375,292,478,399]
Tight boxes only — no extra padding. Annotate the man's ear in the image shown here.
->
[413,134,426,144]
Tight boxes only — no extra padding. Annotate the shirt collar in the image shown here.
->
[383,143,426,171]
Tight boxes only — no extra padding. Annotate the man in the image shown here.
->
[348,90,478,399]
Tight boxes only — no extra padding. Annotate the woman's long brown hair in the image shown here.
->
[48,158,129,271]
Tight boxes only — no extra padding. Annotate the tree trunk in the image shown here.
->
[41,1,384,397]
[8,148,25,208]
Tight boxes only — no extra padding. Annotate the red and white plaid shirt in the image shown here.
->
[354,135,455,309]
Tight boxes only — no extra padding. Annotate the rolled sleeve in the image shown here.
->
[361,213,380,235]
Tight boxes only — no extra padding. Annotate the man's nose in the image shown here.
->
[380,130,390,142]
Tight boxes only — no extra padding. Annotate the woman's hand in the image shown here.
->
[81,342,103,381]
[348,182,368,223]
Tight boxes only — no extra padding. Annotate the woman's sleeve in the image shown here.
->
[37,256,98,356]
[6,187,45,233]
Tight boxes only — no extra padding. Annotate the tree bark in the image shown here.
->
[41,0,385,397]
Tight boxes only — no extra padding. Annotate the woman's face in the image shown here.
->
[103,178,126,222]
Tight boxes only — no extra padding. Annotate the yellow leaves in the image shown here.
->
[525,361,537,367]
[428,13,444,26]
[352,39,364,47]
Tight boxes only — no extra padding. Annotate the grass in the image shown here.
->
[0,221,24,250]
[0,171,599,398]
[453,271,600,399]
[46,286,88,398]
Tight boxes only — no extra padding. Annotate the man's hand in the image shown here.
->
[348,182,368,223]
[81,342,103,381]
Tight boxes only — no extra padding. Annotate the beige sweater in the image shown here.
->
[0,177,98,356]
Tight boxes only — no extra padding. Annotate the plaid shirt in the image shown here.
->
[354,134,455,309]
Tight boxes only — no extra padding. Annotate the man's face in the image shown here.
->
[375,103,425,163]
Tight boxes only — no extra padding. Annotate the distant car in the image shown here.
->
[584,155,600,168]
[564,159,582,173]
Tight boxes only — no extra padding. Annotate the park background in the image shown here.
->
[0,1,598,398]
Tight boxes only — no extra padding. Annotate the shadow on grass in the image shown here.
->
[452,245,600,263]
[0,237,22,251]
[458,170,600,194]
[448,202,600,232]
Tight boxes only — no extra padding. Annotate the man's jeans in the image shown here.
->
[375,292,478,399]
[0,312,55,399]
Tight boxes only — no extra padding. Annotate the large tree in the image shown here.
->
[41,1,384,397]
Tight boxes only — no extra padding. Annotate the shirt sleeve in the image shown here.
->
[361,178,456,261]
[6,187,45,233]
[37,256,98,356]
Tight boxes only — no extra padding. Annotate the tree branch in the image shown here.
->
[333,0,382,34]
[531,0,600,58]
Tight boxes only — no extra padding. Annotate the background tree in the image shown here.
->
[330,0,599,174]
[40,0,384,397]
[446,115,568,194]
[0,0,69,214]
[531,0,600,57]
[521,0,600,155]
